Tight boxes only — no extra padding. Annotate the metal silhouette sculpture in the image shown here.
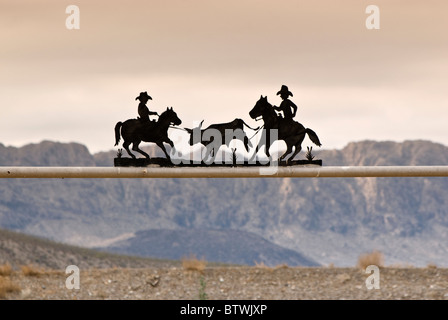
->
[114,87,322,167]
[114,106,182,160]
[249,95,321,163]
[184,118,259,162]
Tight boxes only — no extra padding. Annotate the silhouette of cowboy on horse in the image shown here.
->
[114,90,182,160]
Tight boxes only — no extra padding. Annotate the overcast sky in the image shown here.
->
[1,0,447,155]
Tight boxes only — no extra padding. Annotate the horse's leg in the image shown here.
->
[165,136,174,148]
[249,129,271,162]
[164,138,177,158]
[243,136,249,153]
[279,140,294,163]
[249,142,259,162]
[250,139,266,163]
[288,134,306,161]
[132,141,150,158]
[289,145,301,161]
[265,144,271,159]
[264,130,271,158]
[156,141,170,159]
[123,140,136,159]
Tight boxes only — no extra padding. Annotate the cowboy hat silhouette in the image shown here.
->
[135,91,152,101]
[277,85,293,97]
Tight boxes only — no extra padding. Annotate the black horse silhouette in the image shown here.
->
[249,96,321,162]
[114,107,182,159]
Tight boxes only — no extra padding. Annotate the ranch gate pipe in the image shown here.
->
[1,166,448,179]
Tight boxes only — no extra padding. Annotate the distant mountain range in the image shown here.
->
[1,139,448,267]
[97,229,318,267]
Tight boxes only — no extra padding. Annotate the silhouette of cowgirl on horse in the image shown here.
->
[114,91,182,159]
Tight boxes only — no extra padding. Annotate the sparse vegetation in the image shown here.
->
[20,264,44,277]
[0,263,12,276]
[198,276,208,300]
[181,254,207,273]
[305,146,315,161]
[0,276,20,299]
[274,264,289,270]
[254,261,270,269]
[0,262,21,299]
[357,250,384,270]
[2,260,448,300]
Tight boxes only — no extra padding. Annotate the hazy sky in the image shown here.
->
[1,0,447,155]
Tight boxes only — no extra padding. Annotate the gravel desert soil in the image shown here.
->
[3,266,448,300]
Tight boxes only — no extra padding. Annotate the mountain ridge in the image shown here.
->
[97,228,319,267]
[1,139,448,267]
[0,226,182,270]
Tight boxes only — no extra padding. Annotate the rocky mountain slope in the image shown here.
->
[0,227,180,270]
[99,229,318,266]
[1,139,448,267]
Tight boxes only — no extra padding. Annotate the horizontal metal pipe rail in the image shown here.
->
[1,166,448,178]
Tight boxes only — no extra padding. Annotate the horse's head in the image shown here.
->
[249,95,271,121]
[161,107,182,126]
[184,120,204,146]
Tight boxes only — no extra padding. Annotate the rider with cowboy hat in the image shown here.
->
[272,85,297,122]
[136,91,158,122]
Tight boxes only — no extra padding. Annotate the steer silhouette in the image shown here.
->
[185,119,259,160]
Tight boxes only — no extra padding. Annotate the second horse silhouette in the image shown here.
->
[249,95,321,163]
[114,107,182,160]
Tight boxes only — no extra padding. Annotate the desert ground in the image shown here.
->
[2,264,448,301]
[1,231,447,302]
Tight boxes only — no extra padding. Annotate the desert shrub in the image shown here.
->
[357,250,384,269]
[0,263,13,276]
[254,261,270,269]
[254,261,289,271]
[0,276,20,299]
[274,263,289,270]
[181,254,207,273]
[20,264,44,277]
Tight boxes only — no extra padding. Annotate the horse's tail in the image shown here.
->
[239,118,260,131]
[306,128,322,147]
[114,121,123,146]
